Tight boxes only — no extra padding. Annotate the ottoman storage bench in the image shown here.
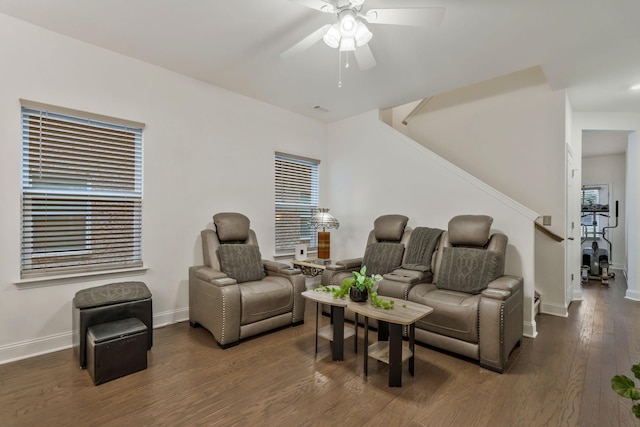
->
[73,281,153,369]
[87,317,148,385]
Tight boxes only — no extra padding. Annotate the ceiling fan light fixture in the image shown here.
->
[339,37,356,52]
[355,21,372,46]
[339,10,357,37]
[323,22,341,48]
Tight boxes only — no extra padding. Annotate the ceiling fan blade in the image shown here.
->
[354,44,376,71]
[281,24,331,59]
[364,7,446,27]
[290,0,337,13]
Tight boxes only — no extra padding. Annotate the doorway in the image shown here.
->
[580,131,628,277]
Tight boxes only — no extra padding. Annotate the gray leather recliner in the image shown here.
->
[188,212,306,348]
[408,215,523,373]
[321,214,411,287]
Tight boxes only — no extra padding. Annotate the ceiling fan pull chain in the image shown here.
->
[338,50,343,88]
[345,51,350,69]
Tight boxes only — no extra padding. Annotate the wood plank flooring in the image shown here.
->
[1,272,639,426]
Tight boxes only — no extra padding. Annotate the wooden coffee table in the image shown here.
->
[301,288,356,361]
[348,298,433,387]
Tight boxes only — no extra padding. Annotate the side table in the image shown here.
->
[292,259,329,277]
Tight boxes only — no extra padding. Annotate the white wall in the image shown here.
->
[326,110,539,337]
[0,14,327,363]
[572,112,640,301]
[581,152,626,271]
[392,67,568,316]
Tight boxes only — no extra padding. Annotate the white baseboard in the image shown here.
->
[0,307,190,365]
[625,289,640,301]
[153,307,190,328]
[540,302,568,317]
[0,331,73,366]
[523,321,537,338]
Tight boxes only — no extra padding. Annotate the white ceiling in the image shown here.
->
[582,130,629,158]
[1,0,640,123]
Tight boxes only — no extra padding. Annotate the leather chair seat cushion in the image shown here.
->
[436,247,502,294]
[409,284,480,343]
[362,242,405,275]
[239,277,293,325]
[218,244,266,283]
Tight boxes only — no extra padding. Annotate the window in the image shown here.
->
[581,186,607,239]
[20,104,143,278]
[274,152,319,254]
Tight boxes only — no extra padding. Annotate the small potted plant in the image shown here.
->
[315,265,395,309]
[343,266,381,302]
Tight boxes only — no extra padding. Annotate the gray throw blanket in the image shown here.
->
[402,227,444,273]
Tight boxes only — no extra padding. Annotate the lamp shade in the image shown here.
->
[323,22,341,48]
[308,208,340,231]
[355,21,372,46]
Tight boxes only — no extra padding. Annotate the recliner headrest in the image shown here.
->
[374,215,409,241]
[213,212,250,242]
[448,215,493,247]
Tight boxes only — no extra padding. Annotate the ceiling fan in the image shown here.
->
[281,0,446,71]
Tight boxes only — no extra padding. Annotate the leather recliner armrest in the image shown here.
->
[263,260,301,275]
[194,267,237,286]
[382,269,430,284]
[327,257,363,270]
[482,275,523,300]
[378,268,432,300]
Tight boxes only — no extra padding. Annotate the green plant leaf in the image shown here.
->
[633,403,640,419]
[612,375,640,400]
[632,364,640,381]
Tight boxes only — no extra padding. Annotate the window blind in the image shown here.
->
[581,187,603,237]
[275,153,319,254]
[21,107,143,278]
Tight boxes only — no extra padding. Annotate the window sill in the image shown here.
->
[14,265,149,289]
[273,250,317,261]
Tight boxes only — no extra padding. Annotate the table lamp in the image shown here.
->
[308,208,339,260]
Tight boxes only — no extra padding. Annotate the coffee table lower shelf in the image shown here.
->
[367,341,412,365]
[318,324,356,342]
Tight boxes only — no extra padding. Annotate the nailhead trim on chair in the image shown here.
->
[499,303,505,361]
[292,285,296,322]
[476,309,481,359]
[221,292,226,344]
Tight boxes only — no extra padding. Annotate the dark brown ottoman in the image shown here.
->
[87,317,148,385]
[73,281,152,368]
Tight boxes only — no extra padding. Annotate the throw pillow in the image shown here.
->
[436,247,502,294]
[362,242,405,276]
[217,244,265,283]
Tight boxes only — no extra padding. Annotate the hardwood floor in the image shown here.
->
[1,273,639,426]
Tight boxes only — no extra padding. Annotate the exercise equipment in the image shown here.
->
[581,200,618,285]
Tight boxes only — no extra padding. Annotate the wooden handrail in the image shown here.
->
[534,222,564,242]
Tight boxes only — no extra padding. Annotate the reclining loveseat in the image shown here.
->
[323,214,523,373]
